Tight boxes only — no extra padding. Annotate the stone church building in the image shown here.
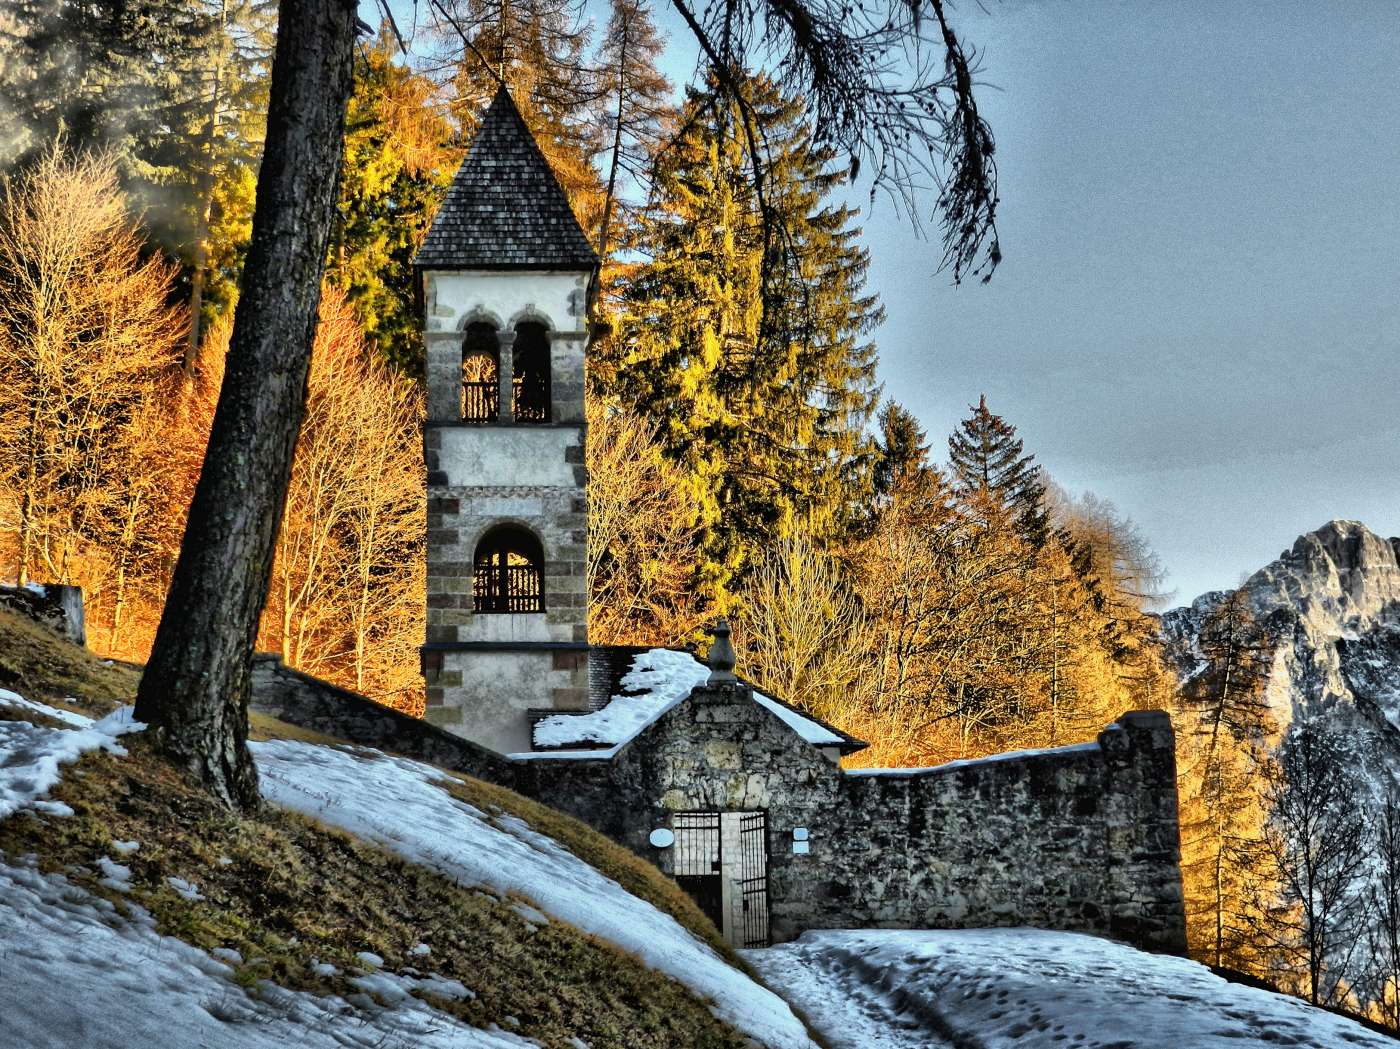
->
[254,86,1188,955]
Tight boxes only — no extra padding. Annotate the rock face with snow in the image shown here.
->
[1163,520,1400,733]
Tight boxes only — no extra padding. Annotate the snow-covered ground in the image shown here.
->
[0,689,141,819]
[253,736,816,1049]
[747,929,1394,1049]
[0,858,535,1049]
[0,691,816,1049]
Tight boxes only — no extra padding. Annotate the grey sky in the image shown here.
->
[391,0,1400,602]
[849,0,1400,602]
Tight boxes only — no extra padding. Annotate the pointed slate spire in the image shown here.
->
[415,87,598,270]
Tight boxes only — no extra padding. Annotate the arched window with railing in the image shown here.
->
[473,524,545,613]
[512,321,551,423]
[461,322,499,422]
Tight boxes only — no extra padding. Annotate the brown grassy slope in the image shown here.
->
[0,610,776,1048]
[0,730,751,1049]
[0,607,137,713]
[0,606,745,966]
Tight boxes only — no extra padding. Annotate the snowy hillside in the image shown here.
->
[749,929,1396,1049]
[0,689,815,1049]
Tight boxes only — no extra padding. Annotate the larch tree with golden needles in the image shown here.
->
[585,397,706,647]
[1173,588,1277,969]
[735,531,871,727]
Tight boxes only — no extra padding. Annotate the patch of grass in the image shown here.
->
[0,727,753,1049]
[0,608,136,716]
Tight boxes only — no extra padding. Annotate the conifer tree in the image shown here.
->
[1175,587,1277,970]
[948,394,1049,547]
[609,75,881,605]
[873,400,931,504]
[329,28,457,372]
[593,0,671,262]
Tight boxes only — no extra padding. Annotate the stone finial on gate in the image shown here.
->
[706,618,738,684]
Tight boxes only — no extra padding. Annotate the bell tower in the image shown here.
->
[415,87,598,753]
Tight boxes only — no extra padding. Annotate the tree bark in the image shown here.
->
[134,0,359,810]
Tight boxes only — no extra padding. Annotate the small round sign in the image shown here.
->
[649,828,675,849]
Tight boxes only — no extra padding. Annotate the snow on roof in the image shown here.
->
[843,741,1100,778]
[523,648,851,758]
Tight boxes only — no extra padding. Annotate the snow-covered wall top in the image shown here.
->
[527,649,847,756]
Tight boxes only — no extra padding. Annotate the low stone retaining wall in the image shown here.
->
[0,583,86,647]
[248,659,1187,954]
[248,654,517,784]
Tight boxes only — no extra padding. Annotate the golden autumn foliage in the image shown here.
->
[0,147,425,712]
[585,397,707,647]
[0,147,188,644]
[733,467,1169,770]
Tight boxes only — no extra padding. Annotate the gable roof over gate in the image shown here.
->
[523,647,868,758]
[415,86,599,271]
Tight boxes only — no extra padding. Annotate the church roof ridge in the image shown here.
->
[415,86,598,271]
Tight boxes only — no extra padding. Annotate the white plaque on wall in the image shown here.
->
[792,840,810,855]
[649,828,675,848]
[792,827,809,842]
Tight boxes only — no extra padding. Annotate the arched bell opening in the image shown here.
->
[511,321,551,424]
[461,321,500,422]
[473,524,545,613]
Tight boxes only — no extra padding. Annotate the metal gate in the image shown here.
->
[673,811,724,932]
[738,812,770,948]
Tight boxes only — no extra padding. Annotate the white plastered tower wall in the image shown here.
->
[415,87,599,754]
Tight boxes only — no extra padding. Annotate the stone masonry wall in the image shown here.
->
[248,660,1187,954]
[520,684,1188,953]
[249,654,519,784]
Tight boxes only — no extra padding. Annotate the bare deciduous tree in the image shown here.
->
[258,286,424,709]
[1365,787,1400,1027]
[0,146,184,590]
[1252,716,1371,1006]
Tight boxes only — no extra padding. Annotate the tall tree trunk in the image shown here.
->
[596,14,629,261]
[185,0,230,378]
[134,0,359,810]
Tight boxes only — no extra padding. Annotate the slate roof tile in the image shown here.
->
[415,86,598,271]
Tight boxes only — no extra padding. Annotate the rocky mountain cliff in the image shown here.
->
[1162,519,1400,778]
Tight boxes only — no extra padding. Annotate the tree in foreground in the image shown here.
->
[133,0,361,810]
